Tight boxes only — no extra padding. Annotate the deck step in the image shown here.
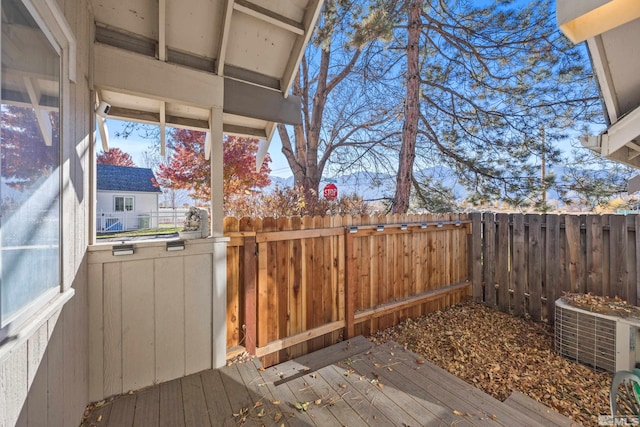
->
[271,335,373,385]
[503,391,582,427]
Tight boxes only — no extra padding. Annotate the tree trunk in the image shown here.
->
[392,0,421,214]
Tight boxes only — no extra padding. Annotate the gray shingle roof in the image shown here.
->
[97,164,162,193]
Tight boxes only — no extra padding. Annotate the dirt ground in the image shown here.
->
[370,301,611,427]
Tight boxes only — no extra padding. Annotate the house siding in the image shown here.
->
[0,0,91,426]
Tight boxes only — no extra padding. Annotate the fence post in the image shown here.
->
[344,227,356,339]
[243,235,257,355]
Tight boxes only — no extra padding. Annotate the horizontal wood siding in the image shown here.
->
[472,212,640,323]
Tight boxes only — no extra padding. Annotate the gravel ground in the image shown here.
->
[370,301,611,427]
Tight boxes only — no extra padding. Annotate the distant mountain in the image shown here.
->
[267,165,587,203]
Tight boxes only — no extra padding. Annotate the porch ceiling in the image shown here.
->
[557,0,640,169]
[90,0,322,139]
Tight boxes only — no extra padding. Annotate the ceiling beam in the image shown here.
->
[233,0,304,35]
[217,0,235,75]
[94,44,224,108]
[224,78,302,125]
[281,0,324,97]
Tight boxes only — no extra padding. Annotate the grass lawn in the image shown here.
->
[96,227,181,240]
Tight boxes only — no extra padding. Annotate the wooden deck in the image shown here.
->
[82,336,575,426]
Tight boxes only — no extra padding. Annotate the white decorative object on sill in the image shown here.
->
[178,206,209,240]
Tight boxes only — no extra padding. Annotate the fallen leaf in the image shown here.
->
[294,401,310,412]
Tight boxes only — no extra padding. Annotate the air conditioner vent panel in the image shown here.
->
[555,302,616,372]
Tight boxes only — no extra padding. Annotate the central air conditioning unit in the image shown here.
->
[555,299,640,373]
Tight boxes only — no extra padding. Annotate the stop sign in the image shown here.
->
[323,183,338,200]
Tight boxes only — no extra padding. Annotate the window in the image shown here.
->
[114,196,134,212]
[0,0,62,326]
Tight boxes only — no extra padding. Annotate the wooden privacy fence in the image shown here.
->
[225,214,472,366]
[471,212,640,323]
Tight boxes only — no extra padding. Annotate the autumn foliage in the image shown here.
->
[96,148,135,167]
[156,130,271,203]
[1,106,59,190]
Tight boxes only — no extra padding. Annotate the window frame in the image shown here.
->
[0,0,75,340]
[114,195,135,212]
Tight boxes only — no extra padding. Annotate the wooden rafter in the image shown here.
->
[158,0,167,61]
[233,0,304,35]
[216,0,235,75]
[205,108,212,161]
[281,0,323,98]
[587,36,619,124]
[160,102,166,156]
[95,91,110,151]
[23,77,53,146]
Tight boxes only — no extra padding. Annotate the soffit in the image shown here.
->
[90,0,322,139]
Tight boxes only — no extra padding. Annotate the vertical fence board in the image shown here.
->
[564,215,582,293]
[344,229,356,339]
[545,215,560,324]
[496,213,510,311]
[243,236,257,355]
[527,214,543,321]
[586,215,603,296]
[276,217,290,360]
[483,213,497,307]
[511,214,525,317]
[627,215,637,306]
[602,215,611,297]
[471,213,483,303]
[610,215,628,300]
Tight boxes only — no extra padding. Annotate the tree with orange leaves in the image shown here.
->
[156,129,271,204]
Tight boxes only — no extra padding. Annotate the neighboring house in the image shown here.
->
[0,1,322,426]
[96,164,162,231]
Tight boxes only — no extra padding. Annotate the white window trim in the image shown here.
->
[22,0,76,82]
[0,0,75,342]
[114,195,135,212]
[0,288,74,362]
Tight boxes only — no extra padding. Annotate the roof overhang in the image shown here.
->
[558,0,640,172]
[90,0,323,145]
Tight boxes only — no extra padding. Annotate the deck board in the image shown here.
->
[181,374,211,427]
[82,337,567,427]
[318,362,396,426]
[346,348,462,426]
[159,379,185,427]
[375,342,541,426]
[200,369,235,426]
[133,386,159,427]
[107,393,136,427]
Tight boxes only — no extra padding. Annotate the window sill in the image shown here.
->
[0,288,75,364]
